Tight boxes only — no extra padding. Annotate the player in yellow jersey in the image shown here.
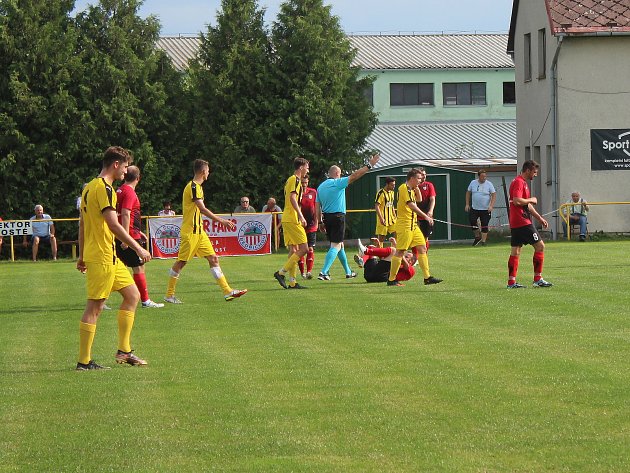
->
[164,159,247,304]
[374,177,397,247]
[387,168,442,287]
[76,146,152,371]
[274,157,310,289]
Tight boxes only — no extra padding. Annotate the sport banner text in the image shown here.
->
[591,129,630,170]
[148,214,272,258]
[0,220,33,237]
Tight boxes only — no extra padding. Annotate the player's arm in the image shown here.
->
[77,213,86,273]
[119,207,132,249]
[290,191,306,227]
[527,204,548,228]
[465,190,471,212]
[195,199,236,231]
[427,195,436,216]
[316,202,325,232]
[407,201,433,226]
[348,154,380,184]
[375,200,385,225]
[103,208,151,261]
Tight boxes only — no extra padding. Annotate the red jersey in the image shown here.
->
[300,187,318,232]
[116,183,142,239]
[396,265,415,282]
[508,175,532,229]
[418,181,436,218]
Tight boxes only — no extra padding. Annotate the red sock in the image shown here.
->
[298,256,305,274]
[508,255,519,285]
[533,251,544,281]
[365,246,392,258]
[133,273,149,303]
[306,248,314,273]
[425,239,430,251]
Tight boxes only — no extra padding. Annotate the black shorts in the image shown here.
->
[363,258,390,283]
[323,212,345,243]
[510,224,542,247]
[306,231,317,248]
[469,209,491,232]
[116,239,145,267]
[418,219,433,238]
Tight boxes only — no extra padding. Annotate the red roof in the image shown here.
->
[546,0,630,34]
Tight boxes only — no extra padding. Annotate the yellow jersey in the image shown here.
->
[181,180,205,235]
[282,175,303,225]
[375,188,396,226]
[396,183,417,232]
[81,177,117,264]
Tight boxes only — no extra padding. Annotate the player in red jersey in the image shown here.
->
[507,160,553,288]
[298,175,318,279]
[417,168,436,249]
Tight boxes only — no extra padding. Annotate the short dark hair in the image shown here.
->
[521,160,540,173]
[163,200,171,207]
[124,165,140,183]
[294,157,309,170]
[385,177,396,184]
[406,168,422,180]
[194,159,210,174]
[103,146,133,168]
[477,169,487,176]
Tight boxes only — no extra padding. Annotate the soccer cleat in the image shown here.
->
[301,273,308,279]
[76,360,111,371]
[353,254,364,268]
[142,299,165,308]
[317,273,331,281]
[506,282,525,289]
[288,283,308,289]
[346,272,357,279]
[387,280,403,286]
[225,289,248,301]
[305,272,313,280]
[357,239,366,257]
[472,237,482,246]
[164,295,183,304]
[274,271,288,289]
[532,278,553,288]
[102,304,112,310]
[115,350,147,366]
[424,276,443,285]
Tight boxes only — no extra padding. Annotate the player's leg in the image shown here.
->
[507,243,522,288]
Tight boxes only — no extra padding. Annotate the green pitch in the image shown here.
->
[1,241,629,472]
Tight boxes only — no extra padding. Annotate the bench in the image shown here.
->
[58,240,79,259]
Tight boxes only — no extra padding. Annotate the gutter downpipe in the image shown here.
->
[550,34,564,240]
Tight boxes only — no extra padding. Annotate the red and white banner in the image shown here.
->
[148,214,272,258]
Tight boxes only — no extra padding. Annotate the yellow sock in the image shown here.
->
[117,310,135,353]
[418,253,430,279]
[216,275,232,295]
[166,276,178,298]
[282,253,300,273]
[288,260,299,287]
[388,256,402,281]
[79,322,96,365]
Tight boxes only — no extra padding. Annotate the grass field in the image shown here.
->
[1,240,630,472]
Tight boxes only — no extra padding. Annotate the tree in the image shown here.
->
[270,0,377,186]
[188,0,276,211]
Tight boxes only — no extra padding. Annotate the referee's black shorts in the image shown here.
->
[323,212,345,243]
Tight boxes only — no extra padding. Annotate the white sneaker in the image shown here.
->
[164,296,183,304]
[354,254,364,268]
[305,272,313,280]
[102,304,112,310]
[142,299,165,308]
[357,239,366,257]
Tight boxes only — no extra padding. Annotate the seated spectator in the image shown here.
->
[158,200,176,216]
[234,196,256,213]
[562,191,589,241]
[355,238,416,284]
[261,197,282,215]
[23,204,57,261]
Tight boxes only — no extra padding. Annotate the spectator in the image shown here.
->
[562,191,589,241]
[465,170,496,246]
[158,201,176,216]
[234,196,256,213]
[261,197,282,214]
[23,204,57,261]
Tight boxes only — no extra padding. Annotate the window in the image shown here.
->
[503,82,516,104]
[538,28,546,79]
[363,84,374,106]
[390,83,434,106]
[524,33,532,82]
[442,83,486,106]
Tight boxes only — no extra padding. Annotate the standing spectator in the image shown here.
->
[465,170,496,246]
[298,175,318,279]
[164,159,247,304]
[158,201,176,217]
[273,157,310,290]
[374,177,397,246]
[76,146,152,370]
[387,168,442,287]
[507,160,553,288]
[316,154,381,280]
[562,191,589,241]
[116,166,164,309]
[234,196,256,213]
[23,204,57,261]
[417,168,436,248]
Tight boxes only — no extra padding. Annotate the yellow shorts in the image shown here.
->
[86,259,135,300]
[283,222,307,246]
[178,232,215,261]
[395,226,426,251]
[375,221,397,236]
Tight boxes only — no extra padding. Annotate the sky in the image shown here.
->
[72,0,514,36]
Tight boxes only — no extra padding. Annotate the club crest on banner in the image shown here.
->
[154,224,180,255]
[237,220,268,252]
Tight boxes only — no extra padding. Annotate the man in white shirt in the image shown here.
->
[465,170,496,247]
